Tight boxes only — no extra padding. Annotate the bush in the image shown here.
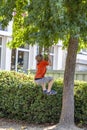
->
[0,71,87,125]
[74,81,87,125]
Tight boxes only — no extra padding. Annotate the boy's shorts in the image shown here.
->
[34,76,53,85]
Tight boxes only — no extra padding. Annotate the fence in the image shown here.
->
[30,70,87,81]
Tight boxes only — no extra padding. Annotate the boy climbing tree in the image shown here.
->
[34,53,57,95]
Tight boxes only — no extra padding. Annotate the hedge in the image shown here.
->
[0,71,87,125]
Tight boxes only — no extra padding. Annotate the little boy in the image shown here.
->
[34,54,57,95]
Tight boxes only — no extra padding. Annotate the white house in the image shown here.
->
[0,22,87,73]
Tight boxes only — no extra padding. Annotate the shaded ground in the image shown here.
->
[0,118,56,130]
[0,118,86,130]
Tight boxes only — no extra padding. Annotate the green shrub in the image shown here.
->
[74,81,87,125]
[0,71,87,125]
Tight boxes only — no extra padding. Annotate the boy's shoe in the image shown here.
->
[46,90,57,95]
[43,90,47,94]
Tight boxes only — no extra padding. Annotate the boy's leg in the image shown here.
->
[47,79,54,92]
[41,83,46,91]
[46,77,57,95]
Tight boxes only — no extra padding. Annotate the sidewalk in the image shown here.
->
[0,118,56,130]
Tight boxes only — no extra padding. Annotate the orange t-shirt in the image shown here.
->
[35,60,49,79]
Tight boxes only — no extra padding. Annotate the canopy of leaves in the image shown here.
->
[0,0,87,49]
[0,0,15,28]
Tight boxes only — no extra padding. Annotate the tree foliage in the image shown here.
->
[0,0,87,49]
[0,0,15,27]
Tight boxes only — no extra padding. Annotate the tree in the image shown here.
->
[0,0,87,130]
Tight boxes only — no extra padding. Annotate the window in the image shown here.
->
[11,49,16,70]
[0,24,7,31]
[48,46,54,70]
[11,44,30,73]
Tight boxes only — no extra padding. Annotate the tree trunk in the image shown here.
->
[54,37,84,130]
[59,37,78,126]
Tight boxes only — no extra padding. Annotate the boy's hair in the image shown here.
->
[35,54,43,62]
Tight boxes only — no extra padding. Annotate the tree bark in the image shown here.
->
[59,37,78,126]
[53,37,84,130]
